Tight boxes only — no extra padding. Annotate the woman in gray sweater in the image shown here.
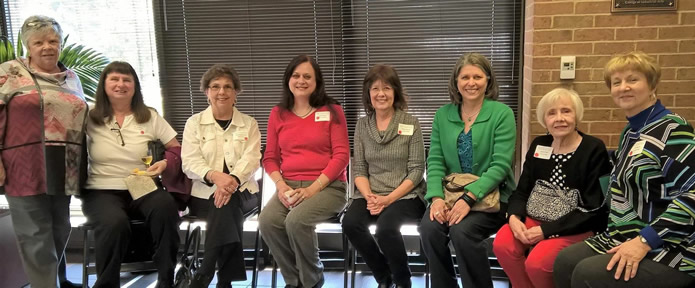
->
[341,64,426,288]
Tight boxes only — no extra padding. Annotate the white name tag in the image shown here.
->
[234,131,248,141]
[629,140,646,157]
[534,145,553,160]
[397,123,414,136]
[315,111,330,122]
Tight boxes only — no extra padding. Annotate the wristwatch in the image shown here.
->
[639,235,649,246]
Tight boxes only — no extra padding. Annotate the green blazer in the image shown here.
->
[425,99,517,203]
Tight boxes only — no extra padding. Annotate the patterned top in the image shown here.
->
[549,152,573,188]
[507,133,611,237]
[457,129,473,173]
[0,59,88,196]
[352,109,426,200]
[585,112,695,277]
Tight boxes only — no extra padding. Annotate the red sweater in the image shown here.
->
[263,104,349,182]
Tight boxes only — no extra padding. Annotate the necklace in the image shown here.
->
[294,107,314,118]
[462,106,481,122]
[216,118,232,130]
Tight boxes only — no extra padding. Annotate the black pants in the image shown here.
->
[342,197,425,286]
[553,241,695,288]
[81,189,180,288]
[188,191,250,284]
[419,205,506,288]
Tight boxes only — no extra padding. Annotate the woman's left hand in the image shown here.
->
[147,160,167,176]
[523,226,544,245]
[606,237,651,281]
[289,185,320,207]
[447,199,471,226]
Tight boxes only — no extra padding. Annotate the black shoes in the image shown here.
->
[60,280,82,288]
[312,273,325,288]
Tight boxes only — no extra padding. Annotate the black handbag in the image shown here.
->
[174,226,201,288]
[148,140,166,163]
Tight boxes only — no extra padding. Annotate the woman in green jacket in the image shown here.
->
[419,52,516,288]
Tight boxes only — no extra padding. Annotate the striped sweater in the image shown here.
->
[585,112,695,277]
[351,110,426,200]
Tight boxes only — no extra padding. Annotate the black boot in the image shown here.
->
[394,278,411,288]
[189,272,214,288]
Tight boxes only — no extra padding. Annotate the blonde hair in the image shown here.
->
[603,51,661,90]
[536,88,584,128]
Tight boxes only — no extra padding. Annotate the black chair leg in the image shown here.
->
[343,234,349,288]
[82,226,90,288]
[252,228,261,288]
[350,241,357,288]
[271,260,278,288]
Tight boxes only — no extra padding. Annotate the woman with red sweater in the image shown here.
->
[258,55,349,288]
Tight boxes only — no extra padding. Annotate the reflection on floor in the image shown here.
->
[65,263,511,288]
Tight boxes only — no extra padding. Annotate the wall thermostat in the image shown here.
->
[560,56,576,80]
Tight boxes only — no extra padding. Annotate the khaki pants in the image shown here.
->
[258,180,347,288]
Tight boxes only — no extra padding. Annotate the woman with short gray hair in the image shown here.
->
[0,15,88,288]
[493,88,610,288]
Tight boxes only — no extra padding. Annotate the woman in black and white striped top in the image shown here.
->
[341,64,426,288]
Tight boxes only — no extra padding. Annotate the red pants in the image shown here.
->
[492,217,593,288]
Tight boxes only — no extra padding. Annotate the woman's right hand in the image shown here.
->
[429,198,449,224]
[276,180,294,208]
[509,215,530,244]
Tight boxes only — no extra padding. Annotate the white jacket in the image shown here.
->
[182,106,262,199]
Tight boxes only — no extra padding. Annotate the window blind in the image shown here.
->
[155,0,521,148]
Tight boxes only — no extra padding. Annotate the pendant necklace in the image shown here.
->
[462,106,481,122]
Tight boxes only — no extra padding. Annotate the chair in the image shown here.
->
[347,221,429,288]
[79,218,157,288]
[178,167,265,287]
[265,159,353,288]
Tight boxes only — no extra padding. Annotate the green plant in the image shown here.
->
[0,34,108,101]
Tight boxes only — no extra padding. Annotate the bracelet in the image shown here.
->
[459,193,476,208]
[316,178,324,189]
[274,177,284,184]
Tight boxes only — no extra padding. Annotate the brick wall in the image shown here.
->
[522,0,695,157]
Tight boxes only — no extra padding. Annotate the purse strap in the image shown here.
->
[443,176,473,192]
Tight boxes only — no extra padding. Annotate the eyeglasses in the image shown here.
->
[208,85,235,93]
[110,123,125,146]
[25,20,59,28]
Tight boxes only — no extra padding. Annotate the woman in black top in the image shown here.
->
[492,88,611,288]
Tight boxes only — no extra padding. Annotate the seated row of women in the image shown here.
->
[2,15,694,288]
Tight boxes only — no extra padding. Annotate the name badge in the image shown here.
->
[234,131,248,142]
[629,140,646,156]
[533,145,553,160]
[315,111,331,122]
[397,123,414,136]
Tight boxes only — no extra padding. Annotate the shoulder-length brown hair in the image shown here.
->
[279,55,338,111]
[89,61,151,125]
[447,52,499,103]
[361,64,407,115]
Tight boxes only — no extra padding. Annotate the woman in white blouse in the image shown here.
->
[181,64,262,288]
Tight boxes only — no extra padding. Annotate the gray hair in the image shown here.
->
[21,15,63,55]
[536,88,584,128]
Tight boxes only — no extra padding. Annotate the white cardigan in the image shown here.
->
[181,106,262,199]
